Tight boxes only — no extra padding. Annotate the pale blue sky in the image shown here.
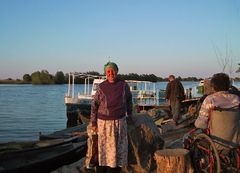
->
[0,0,240,79]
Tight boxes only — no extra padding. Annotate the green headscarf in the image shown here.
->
[104,61,119,74]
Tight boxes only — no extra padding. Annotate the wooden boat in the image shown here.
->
[0,124,88,173]
[39,123,87,140]
[0,136,87,173]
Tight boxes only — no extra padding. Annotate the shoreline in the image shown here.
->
[0,79,31,84]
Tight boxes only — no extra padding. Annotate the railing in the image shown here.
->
[65,72,105,99]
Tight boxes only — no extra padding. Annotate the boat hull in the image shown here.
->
[66,103,91,127]
[0,138,87,173]
[39,123,87,140]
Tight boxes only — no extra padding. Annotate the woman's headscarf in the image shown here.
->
[104,61,118,74]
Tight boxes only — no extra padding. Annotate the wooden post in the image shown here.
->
[154,149,194,173]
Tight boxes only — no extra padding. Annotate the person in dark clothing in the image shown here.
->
[165,75,185,124]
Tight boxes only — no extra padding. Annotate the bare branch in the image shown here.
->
[212,38,235,76]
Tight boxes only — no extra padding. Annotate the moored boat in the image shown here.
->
[0,136,87,173]
[64,73,105,127]
[64,72,167,125]
[39,123,87,140]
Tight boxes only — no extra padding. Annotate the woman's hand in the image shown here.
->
[91,126,98,133]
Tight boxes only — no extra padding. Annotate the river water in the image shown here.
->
[0,81,239,143]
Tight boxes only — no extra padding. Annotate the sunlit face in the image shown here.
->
[105,67,117,83]
[168,76,174,82]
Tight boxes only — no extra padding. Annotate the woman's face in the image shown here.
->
[105,67,117,83]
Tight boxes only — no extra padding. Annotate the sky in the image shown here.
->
[0,0,240,79]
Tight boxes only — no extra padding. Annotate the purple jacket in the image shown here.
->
[90,79,132,127]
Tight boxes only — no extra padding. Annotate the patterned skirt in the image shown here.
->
[97,116,128,168]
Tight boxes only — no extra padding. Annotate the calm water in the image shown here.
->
[0,84,68,143]
[0,81,239,143]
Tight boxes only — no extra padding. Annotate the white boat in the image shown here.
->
[65,72,105,105]
[126,80,166,110]
[64,73,166,126]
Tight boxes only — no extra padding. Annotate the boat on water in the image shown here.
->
[0,136,87,173]
[126,80,166,111]
[39,123,87,140]
[64,73,167,126]
[0,124,88,173]
[64,73,106,126]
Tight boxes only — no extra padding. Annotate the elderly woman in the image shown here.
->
[90,61,133,173]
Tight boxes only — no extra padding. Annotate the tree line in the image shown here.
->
[5,69,240,85]
[17,70,203,85]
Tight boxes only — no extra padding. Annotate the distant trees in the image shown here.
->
[87,71,101,76]
[23,74,31,82]
[21,70,65,84]
[31,70,54,84]
[4,69,210,85]
[118,73,159,82]
[54,71,65,84]
[181,77,199,81]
